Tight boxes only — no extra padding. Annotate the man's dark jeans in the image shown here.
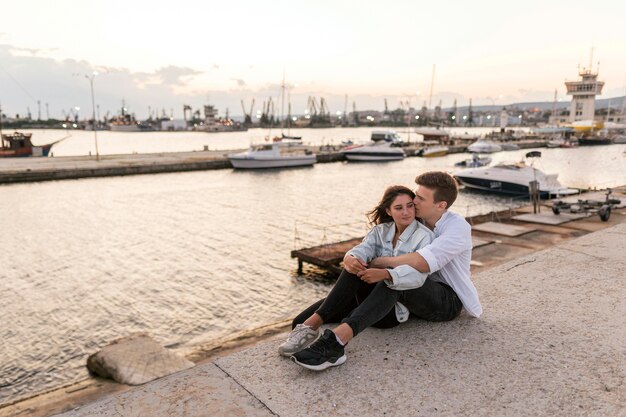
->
[293,269,462,336]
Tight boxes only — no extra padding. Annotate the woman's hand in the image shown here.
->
[357,268,390,284]
[343,255,367,274]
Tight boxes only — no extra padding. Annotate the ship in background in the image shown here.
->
[108,101,156,132]
[192,104,247,132]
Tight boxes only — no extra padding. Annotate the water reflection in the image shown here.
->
[1,132,624,403]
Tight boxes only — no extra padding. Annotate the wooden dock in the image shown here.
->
[291,237,363,274]
[291,186,626,275]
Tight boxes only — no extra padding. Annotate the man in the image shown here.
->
[368,171,482,319]
[291,171,481,370]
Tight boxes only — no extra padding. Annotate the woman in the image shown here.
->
[279,185,434,370]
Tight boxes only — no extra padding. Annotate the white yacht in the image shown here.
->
[454,161,578,197]
[467,140,502,153]
[228,142,316,169]
[370,130,403,142]
[342,141,405,161]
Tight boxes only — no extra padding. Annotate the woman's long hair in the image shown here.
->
[367,185,415,226]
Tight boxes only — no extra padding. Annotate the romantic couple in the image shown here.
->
[279,171,482,371]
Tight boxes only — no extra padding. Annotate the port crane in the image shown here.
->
[240,99,255,125]
[183,105,192,122]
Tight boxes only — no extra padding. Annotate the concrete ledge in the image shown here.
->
[55,224,625,417]
[54,364,274,417]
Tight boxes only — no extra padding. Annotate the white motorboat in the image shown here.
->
[454,161,578,197]
[342,141,405,161]
[415,145,449,157]
[228,142,316,169]
[547,137,565,148]
[467,140,502,153]
[370,130,403,142]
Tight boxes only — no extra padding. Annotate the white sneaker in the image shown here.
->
[278,324,319,357]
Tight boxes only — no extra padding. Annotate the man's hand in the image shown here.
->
[343,255,367,274]
[357,268,390,284]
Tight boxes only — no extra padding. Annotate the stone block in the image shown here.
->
[87,333,194,385]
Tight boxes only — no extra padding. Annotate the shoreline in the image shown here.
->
[0,320,292,417]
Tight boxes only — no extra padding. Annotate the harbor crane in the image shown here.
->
[319,98,330,118]
[240,99,255,125]
[183,105,192,122]
[307,96,319,117]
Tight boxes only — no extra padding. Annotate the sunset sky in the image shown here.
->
[1,0,625,119]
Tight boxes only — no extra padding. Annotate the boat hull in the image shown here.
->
[229,156,316,169]
[578,138,613,146]
[421,150,448,157]
[0,143,54,158]
[343,152,405,161]
[455,175,576,197]
[109,124,141,132]
[456,175,537,196]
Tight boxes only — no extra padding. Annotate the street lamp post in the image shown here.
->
[86,72,100,161]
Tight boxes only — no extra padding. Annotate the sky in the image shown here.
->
[1,0,626,120]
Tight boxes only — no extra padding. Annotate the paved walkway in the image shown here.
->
[55,224,625,417]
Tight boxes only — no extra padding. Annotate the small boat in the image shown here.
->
[454,152,577,197]
[546,136,565,148]
[228,142,316,169]
[342,130,405,161]
[454,155,492,168]
[342,141,405,161]
[370,130,404,143]
[0,131,64,157]
[467,140,502,153]
[415,145,449,157]
[281,133,302,140]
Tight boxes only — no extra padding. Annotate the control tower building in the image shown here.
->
[565,65,604,123]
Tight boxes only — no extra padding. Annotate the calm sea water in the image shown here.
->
[1,127,624,403]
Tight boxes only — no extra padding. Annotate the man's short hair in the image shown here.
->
[415,171,458,208]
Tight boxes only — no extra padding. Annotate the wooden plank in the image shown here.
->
[472,237,495,248]
[472,221,536,237]
[512,212,589,225]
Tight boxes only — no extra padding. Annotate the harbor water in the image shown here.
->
[1,127,625,403]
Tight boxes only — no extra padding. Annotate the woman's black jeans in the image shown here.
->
[293,269,462,337]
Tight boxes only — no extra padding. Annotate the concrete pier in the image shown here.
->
[46,223,624,417]
[3,209,623,417]
[0,140,550,184]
